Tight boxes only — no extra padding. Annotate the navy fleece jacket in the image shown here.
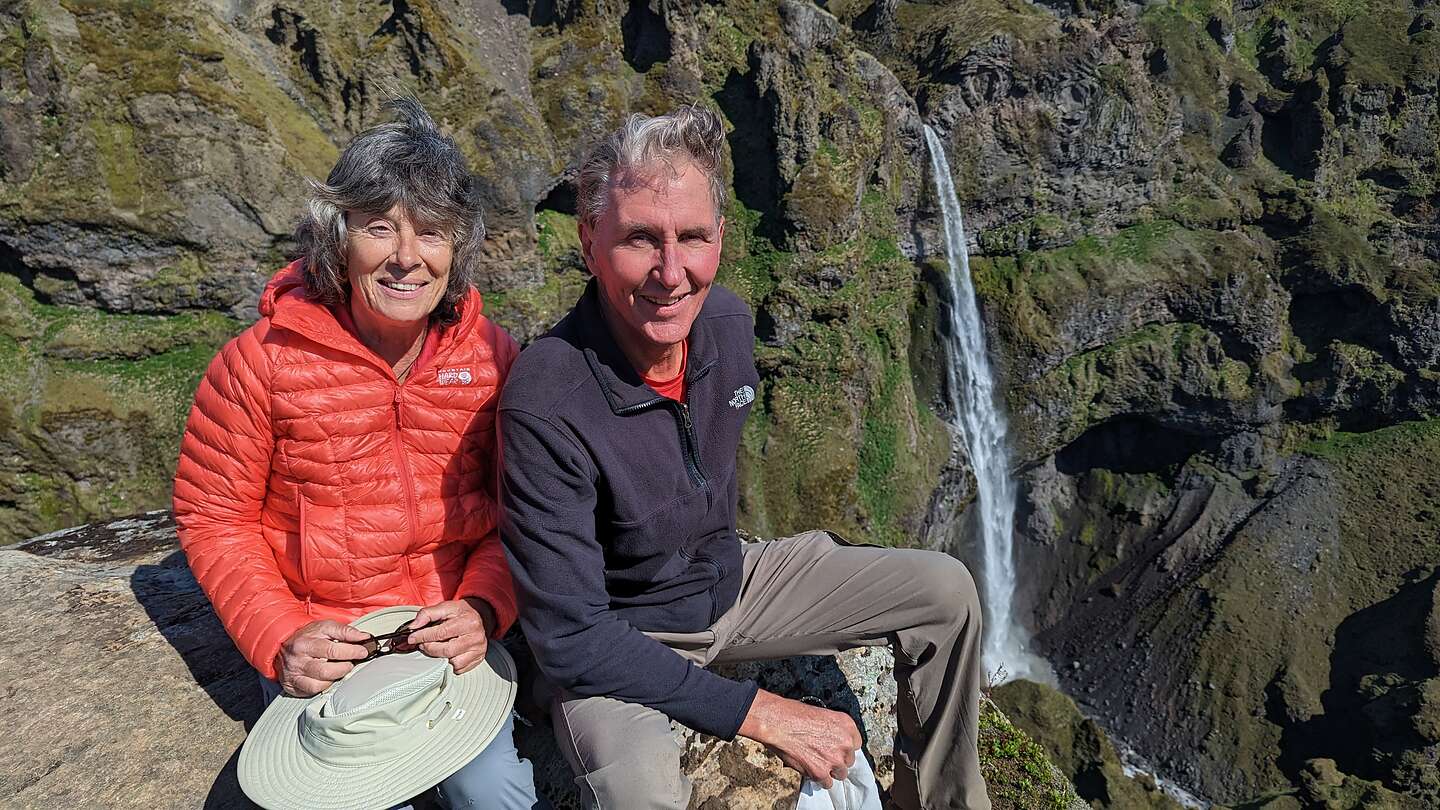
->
[498,280,762,739]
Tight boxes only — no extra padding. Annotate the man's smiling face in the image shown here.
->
[580,160,724,374]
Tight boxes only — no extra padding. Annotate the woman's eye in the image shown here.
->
[366,224,393,237]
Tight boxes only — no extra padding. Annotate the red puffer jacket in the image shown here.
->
[173,262,519,680]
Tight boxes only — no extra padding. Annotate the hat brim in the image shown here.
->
[238,606,517,810]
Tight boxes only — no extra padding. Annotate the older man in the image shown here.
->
[499,106,990,810]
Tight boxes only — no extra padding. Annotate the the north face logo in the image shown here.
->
[728,385,755,409]
[437,367,473,386]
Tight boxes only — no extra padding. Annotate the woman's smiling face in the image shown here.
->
[344,206,453,328]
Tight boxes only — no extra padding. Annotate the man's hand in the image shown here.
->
[738,689,862,788]
[403,597,497,675]
[274,620,372,697]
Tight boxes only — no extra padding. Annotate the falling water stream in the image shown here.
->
[923,126,1206,806]
[922,125,1050,683]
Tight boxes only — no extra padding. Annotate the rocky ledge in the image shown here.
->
[0,513,1083,809]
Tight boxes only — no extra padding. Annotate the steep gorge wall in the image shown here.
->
[834,0,1440,806]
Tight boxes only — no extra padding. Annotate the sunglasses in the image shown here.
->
[360,622,416,662]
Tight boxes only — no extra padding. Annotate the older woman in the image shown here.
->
[173,98,547,809]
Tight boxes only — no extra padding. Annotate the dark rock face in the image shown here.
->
[1,0,1437,806]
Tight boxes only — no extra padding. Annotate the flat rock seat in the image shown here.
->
[0,513,898,809]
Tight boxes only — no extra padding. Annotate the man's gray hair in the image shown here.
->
[577,106,728,226]
[294,97,484,326]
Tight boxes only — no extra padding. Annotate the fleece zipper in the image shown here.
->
[673,401,708,490]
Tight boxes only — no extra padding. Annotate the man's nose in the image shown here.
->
[656,240,685,288]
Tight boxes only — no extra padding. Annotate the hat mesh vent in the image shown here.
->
[334,667,443,716]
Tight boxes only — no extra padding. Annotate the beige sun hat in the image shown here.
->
[238,606,517,810]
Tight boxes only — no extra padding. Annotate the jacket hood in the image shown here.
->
[258,259,487,373]
[259,259,307,318]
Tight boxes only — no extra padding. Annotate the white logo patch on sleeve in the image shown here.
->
[729,385,755,409]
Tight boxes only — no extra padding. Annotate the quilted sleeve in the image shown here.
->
[456,322,521,637]
[172,325,310,680]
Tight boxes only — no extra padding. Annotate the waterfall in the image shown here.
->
[922,125,1050,683]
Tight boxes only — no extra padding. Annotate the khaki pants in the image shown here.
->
[549,531,991,810]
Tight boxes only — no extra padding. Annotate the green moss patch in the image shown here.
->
[1327,3,1440,89]
[716,200,784,310]
[979,694,1090,809]
[535,210,582,263]
[972,221,1258,382]
[4,1,337,229]
[1299,418,1440,461]
[1140,0,1265,115]
[735,222,950,546]
[0,273,242,541]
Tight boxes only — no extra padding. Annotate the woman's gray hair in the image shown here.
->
[576,105,728,227]
[294,97,484,326]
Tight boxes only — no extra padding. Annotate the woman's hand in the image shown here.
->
[275,620,372,697]
[403,597,498,674]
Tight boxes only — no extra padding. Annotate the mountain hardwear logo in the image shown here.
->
[729,385,755,409]
[437,367,473,386]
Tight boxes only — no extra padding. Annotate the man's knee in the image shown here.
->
[555,697,687,809]
[909,550,981,628]
[573,742,687,810]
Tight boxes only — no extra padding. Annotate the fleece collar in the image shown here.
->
[573,279,719,414]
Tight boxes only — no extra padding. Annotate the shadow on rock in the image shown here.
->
[130,550,263,726]
[1274,569,1440,787]
[204,745,253,810]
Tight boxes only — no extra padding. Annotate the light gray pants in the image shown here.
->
[258,678,550,810]
[550,531,991,810]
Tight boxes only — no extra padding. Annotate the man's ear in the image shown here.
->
[578,219,596,273]
[717,215,726,244]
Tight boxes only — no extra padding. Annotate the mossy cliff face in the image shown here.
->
[2,0,1437,806]
[826,0,1439,805]
[993,679,1184,810]
[0,274,237,543]
[0,0,954,550]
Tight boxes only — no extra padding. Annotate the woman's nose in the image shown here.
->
[393,228,422,270]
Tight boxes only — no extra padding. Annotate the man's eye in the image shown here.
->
[628,233,657,245]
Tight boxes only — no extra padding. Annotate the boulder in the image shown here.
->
[992,679,1183,810]
[0,513,1084,809]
